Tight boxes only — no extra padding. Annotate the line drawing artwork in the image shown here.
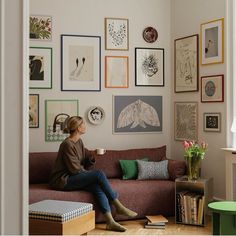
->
[141,54,158,79]
[68,45,93,81]
[175,102,197,141]
[117,99,160,129]
[114,96,162,133]
[175,36,197,90]
[29,55,44,81]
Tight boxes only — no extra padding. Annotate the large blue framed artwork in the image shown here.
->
[113,95,162,133]
[61,34,101,91]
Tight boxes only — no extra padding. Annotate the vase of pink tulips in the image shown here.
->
[182,140,208,181]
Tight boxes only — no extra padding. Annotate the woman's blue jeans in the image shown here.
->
[64,170,118,213]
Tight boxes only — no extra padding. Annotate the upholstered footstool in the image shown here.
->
[29,200,95,235]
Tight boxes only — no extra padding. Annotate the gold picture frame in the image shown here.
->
[200,18,224,65]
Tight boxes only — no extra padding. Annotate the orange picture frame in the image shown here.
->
[105,56,129,88]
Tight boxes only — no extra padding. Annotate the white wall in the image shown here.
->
[29,0,172,156]
[171,0,227,200]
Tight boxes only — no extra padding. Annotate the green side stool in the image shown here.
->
[208,201,236,235]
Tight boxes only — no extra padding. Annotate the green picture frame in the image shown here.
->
[29,47,53,89]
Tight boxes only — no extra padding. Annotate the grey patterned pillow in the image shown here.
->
[137,160,169,180]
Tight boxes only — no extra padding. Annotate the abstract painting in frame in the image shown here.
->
[113,95,162,133]
[29,94,39,128]
[174,34,199,92]
[61,34,101,91]
[45,100,79,142]
[30,15,52,41]
[174,102,198,141]
[135,47,164,87]
[200,18,224,65]
[203,112,221,132]
[105,56,129,88]
[201,74,224,102]
[29,47,52,89]
[105,18,129,50]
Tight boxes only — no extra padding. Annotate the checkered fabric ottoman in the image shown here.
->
[29,200,95,235]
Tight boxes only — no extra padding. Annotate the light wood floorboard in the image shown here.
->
[88,217,212,235]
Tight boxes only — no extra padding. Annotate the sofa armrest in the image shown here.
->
[168,159,186,181]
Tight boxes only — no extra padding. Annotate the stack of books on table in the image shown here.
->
[144,215,168,229]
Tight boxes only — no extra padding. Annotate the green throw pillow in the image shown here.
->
[119,158,148,180]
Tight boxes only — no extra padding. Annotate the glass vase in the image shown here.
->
[186,155,201,181]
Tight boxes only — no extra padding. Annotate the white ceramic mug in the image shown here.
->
[96,148,106,155]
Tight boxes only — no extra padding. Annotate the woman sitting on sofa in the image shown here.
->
[49,116,137,232]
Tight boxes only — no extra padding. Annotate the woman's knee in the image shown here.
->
[94,170,106,179]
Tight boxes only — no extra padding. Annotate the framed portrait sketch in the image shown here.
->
[200,18,224,65]
[105,18,129,50]
[29,47,52,89]
[45,100,79,142]
[174,102,198,141]
[30,15,52,41]
[61,34,101,91]
[174,34,199,92]
[204,112,221,132]
[135,47,164,87]
[201,74,224,102]
[29,94,39,128]
[105,56,128,88]
[113,95,162,133]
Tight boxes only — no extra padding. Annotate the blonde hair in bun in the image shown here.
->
[64,116,83,134]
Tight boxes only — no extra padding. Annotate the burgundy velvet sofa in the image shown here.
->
[29,146,186,222]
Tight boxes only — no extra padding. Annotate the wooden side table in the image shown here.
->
[208,201,236,235]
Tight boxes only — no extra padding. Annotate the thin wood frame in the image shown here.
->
[105,56,129,88]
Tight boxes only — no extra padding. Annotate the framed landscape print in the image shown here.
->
[45,100,79,142]
[174,34,199,92]
[105,56,128,88]
[201,74,224,102]
[200,18,224,65]
[29,47,52,89]
[135,47,164,87]
[204,112,221,132]
[174,102,198,141]
[105,18,129,50]
[30,15,52,41]
[113,95,162,133]
[61,34,101,91]
[29,94,39,128]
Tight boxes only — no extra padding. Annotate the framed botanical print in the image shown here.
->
[135,47,164,87]
[29,15,52,41]
[105,18,129,50]
[105,56,129,88]
[29,94,39,128]
[200,18,224,65]
[61,34,101,91]
[203,112,221,132]
[29,47,52,89]
[201,75,224,102]
[45,100,79,142]
[174,34,199,92]
[113,95,162,133]
[174,102,198,141]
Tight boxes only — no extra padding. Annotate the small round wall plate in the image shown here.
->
[143,27,158,43]
[87,106,105,125]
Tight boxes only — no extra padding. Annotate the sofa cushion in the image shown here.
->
[93,146,167,178]
[168,159,186,180]
[119,158,148,180]
[29,152,57,184]
[137,160,169,180]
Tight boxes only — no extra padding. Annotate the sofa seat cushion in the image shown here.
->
[29,178,175,223]
[93,146,167,178]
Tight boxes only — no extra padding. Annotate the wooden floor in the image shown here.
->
[88,217,212,235]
